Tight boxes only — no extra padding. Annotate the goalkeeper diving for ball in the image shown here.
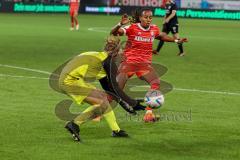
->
[57,35,146,142]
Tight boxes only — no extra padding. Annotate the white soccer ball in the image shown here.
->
[144,90,164,109]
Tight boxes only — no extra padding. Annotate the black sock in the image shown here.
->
[178,43,184,53]
[156,40,164,52]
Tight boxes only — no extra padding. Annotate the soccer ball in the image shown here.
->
[144,90,164,109]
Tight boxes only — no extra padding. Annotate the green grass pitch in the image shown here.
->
[0,13,239,160]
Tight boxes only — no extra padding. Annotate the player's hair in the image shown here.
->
[104,35,121,55]
[130,8,152,23]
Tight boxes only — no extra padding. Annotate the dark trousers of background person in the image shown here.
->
[156,24,184,54]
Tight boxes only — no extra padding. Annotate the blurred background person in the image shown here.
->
[154,0,185,56]
[69,0,80,31]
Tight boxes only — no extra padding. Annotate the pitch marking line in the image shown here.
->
[0,64,51,75]
[174,88,240,96]
[87,27,108,33]
[1,64,240,96]
[0,74,49,80]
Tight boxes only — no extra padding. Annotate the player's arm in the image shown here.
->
[164,10,176,23]
[110,14,129,36]
[99,76,137,114]
[100,56,146,113]
[155,32,188,43]
[162,15,167,24]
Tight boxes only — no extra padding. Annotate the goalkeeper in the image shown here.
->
[58,36,145,142]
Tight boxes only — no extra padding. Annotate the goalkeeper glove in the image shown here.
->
[119,100,137,115]
[133,100,147,111]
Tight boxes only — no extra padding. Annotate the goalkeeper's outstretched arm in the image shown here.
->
[99,56,145,113]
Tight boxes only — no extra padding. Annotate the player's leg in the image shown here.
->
[116,72,129,89]
[65,93,103,142]
[69,10,74,31]
[62,78,103,141]
[138,66,160,91]
[156,37,164,53]
[86,90,128,137]
[74,90,117,128]
[64,87,96,142]
[172,25,185,56]
[155,24,170,53]
[138,66,160,122]
[117,62,132,89]
[73,10,79,30]
[65,90,108,141]
[70,89,128,139]
[73,90,108,125]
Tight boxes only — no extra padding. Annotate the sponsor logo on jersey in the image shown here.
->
[134,36,154,42]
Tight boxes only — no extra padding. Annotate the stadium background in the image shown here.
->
[0,0,240,160]
[1,0,240,20]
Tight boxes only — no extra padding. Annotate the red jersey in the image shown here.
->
[70,0,80,9]
[121,23,160,63]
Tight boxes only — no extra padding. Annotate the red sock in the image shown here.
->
[150,83,160,90]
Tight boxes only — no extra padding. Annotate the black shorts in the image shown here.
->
[162,23,179,34]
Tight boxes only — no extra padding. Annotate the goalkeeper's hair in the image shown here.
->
[130,8,152,24]
[104,35,121,54]
[106,35,120,44]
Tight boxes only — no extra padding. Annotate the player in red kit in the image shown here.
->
[111,8,187,121]
[69,0,80,31]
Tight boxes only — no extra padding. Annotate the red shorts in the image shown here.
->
[118,62,154,78]
[70,7,79,16]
